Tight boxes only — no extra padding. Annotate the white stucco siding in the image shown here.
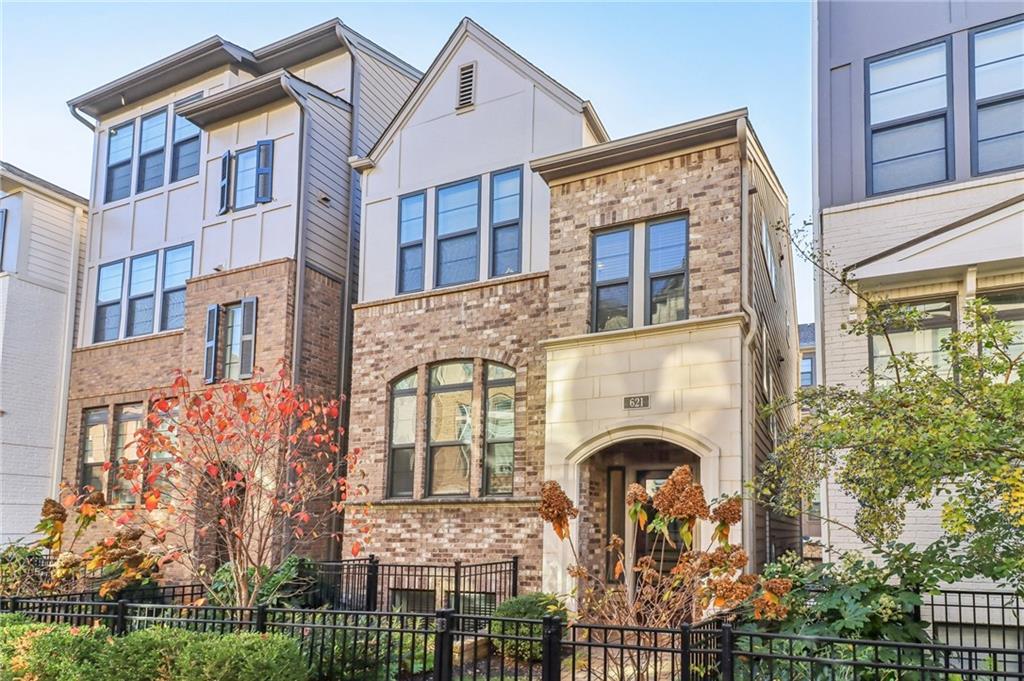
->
[358,34,587,303]
[820,170,1024,555]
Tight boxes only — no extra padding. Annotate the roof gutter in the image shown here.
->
[68,104,96,132]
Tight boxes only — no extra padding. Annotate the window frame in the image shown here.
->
[425,361,474,498]
[591,226,634,333]
[969,16,1024,177]
[160,242,194,331]
[864,36,955,197]
[800,353,816,388]
[489,166,523,279]
[387,372,419,498]
[79,407,111,497]
[396,190,426,295]
[483,362,515,497]
[644,215,689,325]
[135,109,167,194]
[222,302,244,381]
[170,93,203,183]
[867,295,958,384]
[94,259,125,343]
[434,176,481,289]
[0,208,7,272]
[125,250,159,338]
[105,120,136,203]
[233,145,259,211]
[109,402,145,506]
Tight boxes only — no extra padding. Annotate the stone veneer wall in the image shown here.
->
[344,273,550,588]
[60,258,297,557]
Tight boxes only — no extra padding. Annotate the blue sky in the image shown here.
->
[0,1,814,321]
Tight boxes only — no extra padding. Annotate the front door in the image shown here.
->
[634,469,683,572]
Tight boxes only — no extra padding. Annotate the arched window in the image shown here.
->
[388,371,418,498]
[427,361,474,496]
[484,363,515,495]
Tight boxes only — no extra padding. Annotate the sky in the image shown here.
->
[0,1,815,322]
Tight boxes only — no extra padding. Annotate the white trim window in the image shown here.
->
[971,19,1024,175]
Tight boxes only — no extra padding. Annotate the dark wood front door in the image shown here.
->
[634,469,683,572]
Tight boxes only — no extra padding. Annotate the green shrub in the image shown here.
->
[316,615,434,681]
[0,614,30,627]
[173,632,308,681]
[104,627,196,681]
[0,620,50,680]
[491,593,566,662]
[13,625,110,681]
[207,555,318,608]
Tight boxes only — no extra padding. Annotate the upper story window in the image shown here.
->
[971,19,1024,175]
[234,147,258,209]
[386,359,517,500]
[435,178,480,287]
[171,95,202,182]
[137,110,167,193]
[92,243,193,344]
[388,371,418,498]
[105,121,135,202]
[869,298,956,383]
[204,297,257,384]
[646,217,688,324]
[592,228,632,332]
[428,361,474,496]
[761,218,778,293]
[490,168,522,277]
[867,40,952,195]
[800,353,815,387]
[398,193,425,294]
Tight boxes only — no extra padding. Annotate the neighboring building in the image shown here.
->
[0,162,87,544]
[798,322,815,391]
[797,322,821,558]
[814,3,1024,555]
[58,19,420,557]
[344,18,799,592]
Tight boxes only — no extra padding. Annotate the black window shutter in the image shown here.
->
[255,140,273,203]
[218,151,232,215]
[204,304,219,384]
[239,296,258,379]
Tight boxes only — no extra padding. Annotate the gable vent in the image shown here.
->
[457,63,476,109]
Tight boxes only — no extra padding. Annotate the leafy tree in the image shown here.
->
[760,223,1024,592]
[41,364,370,607]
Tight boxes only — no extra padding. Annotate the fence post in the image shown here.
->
[114,600,127,636]
[720,622,733,681]
[255,603,267,633]
[541,615,562,681]
[365,555,380,612]
[681,622,692,681]
[433,608,455,681]
[511,556,520,598]
[8,597,18,614]
[453,560,463,615]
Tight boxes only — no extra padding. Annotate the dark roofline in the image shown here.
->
[846,192,1024,273]
[531,109,747,182]
[0,161,88,205]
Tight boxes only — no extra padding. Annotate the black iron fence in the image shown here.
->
[307,556,519,616]
[3,596,1023,680]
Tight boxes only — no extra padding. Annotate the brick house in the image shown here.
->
[344,18,800,593]
[57,19,420,557]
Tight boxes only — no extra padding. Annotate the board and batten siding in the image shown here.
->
[301,94,354,280]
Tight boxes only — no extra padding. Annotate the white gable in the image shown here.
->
[853,197,1024,282]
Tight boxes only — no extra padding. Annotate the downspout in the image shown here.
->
[280,76,309,558]
[67,104,97,132]
[49,205,85,498]
[736,117,760,570]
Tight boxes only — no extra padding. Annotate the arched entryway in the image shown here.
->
[576,438,702,580]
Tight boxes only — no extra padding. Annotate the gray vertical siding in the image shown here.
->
[301,93,355,279]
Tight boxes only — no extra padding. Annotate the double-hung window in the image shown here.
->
[484,363,514,495]
[171,95,202,182]
[490,168,522,277]
[435,179,480,287]
[427,361,473,496]
[105,121,135,202]
[161,244,193,330]
[230,141,273,210]
[207,297,258,383]
[800,354,815,387]
[398,193,425,293]
[233,147,258,209]
[94,261,124,342]
[971,19,1024,175]
[388,372,418,497]
[867,40,952,194]
[592,228,631,332]
[80,408,110,494]
[137,111,167,193]
[110,403,144,505]
[984,288,1024,357]
[646,217,688,324]
[126,252,158,337]
[870,298,956,383]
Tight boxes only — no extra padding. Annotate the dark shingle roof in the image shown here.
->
[798,323,815,348]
